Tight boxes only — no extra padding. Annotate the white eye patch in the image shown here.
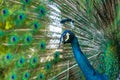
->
[65,33,70,41]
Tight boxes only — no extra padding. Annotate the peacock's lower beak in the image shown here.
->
[58,37,64,48]
[58,41,62,49]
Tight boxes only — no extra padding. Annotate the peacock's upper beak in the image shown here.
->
[58,42,62,49]
[58,36,63,48]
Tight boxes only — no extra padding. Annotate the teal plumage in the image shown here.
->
[0,29,4,37]
[53,0,120,79]
[8,34,19,45]
[16,57,25,67]
[37,73,44,80]
[23,33,33,45]
[22,71,30,80]
[1,0,120,80]
[45,61,52,72]
[60,30,108,80]
[53,51,60,63]
[29,56,38,68]
[0,8,10,21]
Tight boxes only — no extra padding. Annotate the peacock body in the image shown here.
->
[0,0,120,80]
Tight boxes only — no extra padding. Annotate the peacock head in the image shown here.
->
[59,30,75,44]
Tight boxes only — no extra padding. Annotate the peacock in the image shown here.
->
[59,30,108,80]
[1,0,120,80]
[48,0,120,80]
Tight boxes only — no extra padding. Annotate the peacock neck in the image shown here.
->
[71,36,107,80]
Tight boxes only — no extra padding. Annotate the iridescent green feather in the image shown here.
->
[45,61,52,72]
[38,40,46,52]
[22,33,33,45]
[104,42,119,80]
[0,0,50,80]
[22,71,30,80]
[16,57,25,67]
[35,5,47,19]
[0,29,4,37]
[7,72,17,80]
[14,12,26,26]
[0,8,10,21]
[21,0,31,6]
[29,55,38,68]
[37,73,45,80]
[30,21,41,33]
[3,53,13,65]
[8,34,19,45]
[53,51,60,63]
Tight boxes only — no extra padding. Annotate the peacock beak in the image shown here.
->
[58,42,62,49]
[58,36,63,48]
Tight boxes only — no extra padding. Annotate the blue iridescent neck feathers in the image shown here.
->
[60,30,108,80]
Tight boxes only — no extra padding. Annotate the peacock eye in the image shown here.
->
[63,35,67,41]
